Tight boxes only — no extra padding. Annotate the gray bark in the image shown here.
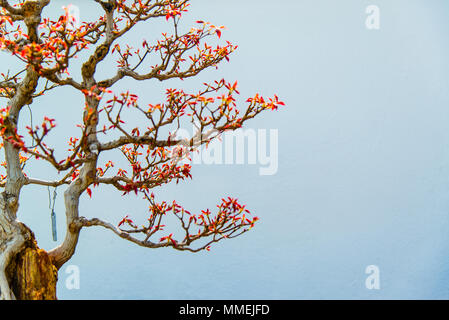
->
[0,68,39,300]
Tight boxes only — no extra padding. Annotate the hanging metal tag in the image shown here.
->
[48,187,58,242]
[51,209,57,242]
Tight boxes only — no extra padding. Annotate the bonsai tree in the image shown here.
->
[0,0,283,300]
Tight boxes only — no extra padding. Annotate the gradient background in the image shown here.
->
[3,0,449,299]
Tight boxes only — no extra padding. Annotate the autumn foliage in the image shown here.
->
[0,0,283,261]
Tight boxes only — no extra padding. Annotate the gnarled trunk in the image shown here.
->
[6,234,58,300]
[1,222,58,300]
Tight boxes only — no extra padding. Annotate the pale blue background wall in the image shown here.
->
[4,0,449,299]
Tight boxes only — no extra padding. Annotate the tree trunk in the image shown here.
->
[3,225,58,300]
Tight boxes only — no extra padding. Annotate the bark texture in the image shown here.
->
[0,1,60,300]
[6,233,57,300]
